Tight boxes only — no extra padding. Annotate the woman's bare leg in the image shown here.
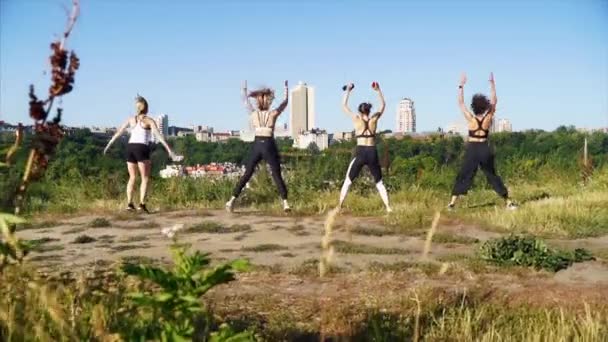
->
[137,160,151,205]
[126,162,138,206]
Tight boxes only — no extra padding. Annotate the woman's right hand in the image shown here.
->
[345,83,354,91]
[170,151,183,162]
[459,73,467,87]
[103,146,109,155]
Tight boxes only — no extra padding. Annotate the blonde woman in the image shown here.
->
[225,80,290,212]
[103,95,180,213]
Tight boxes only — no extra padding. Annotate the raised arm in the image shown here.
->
[271,80,289,117]
[242,80,254,113]
[488,72,497,116]
[342,83,357,120]
[149,118,176,158]
[372,82,386,118]
[103,119,130,154]
[458,72,475,121]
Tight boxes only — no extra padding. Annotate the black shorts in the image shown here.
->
[126,143,151,163]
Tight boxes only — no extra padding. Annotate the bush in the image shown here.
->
[478,235,594,272]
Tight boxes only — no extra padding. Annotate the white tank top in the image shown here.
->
[128,117,152,144]
[251,110,274,137]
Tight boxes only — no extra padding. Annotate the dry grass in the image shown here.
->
[184,221,252,234]
[461,188,608,238]
[242,244,288,252]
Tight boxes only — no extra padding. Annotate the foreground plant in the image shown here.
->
[478,234,594,272]
[121,242,254,341]
[0,0,80,270]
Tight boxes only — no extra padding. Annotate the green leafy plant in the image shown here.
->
[120,242,254,341]
[478,235,594,272]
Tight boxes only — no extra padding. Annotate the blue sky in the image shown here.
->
[1,0,607,132]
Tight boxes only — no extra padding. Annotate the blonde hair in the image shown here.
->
[248,88,274,111]
[135,94,149,114]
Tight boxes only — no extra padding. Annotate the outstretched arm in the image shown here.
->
[103,119,130,154]
[149,119,176,158]
[488,72,497,116]
[242,80,254,113]
[342,83,357,120]
[458,72,474,121]
[372,82,386,118]
[271,80,289,117]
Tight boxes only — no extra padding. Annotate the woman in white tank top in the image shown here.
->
[103,95,180,213]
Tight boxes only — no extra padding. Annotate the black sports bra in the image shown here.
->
[468,116,489,138]
[356,117,376,138]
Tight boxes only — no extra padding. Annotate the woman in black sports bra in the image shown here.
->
[338,82,392,213]
[448,73,517,210]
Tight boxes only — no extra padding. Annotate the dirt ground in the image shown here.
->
[17,208,608,332]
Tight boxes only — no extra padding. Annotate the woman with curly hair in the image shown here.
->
[225,80,291,212]
[448,73,517,210]
[103,95,180,213]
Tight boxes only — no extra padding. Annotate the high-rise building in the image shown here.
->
[290,82,315,140]
[157,114,169,137]
[497,118,512,132]
[396,98,416,133]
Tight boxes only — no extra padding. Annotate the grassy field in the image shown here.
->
[3,131,608,341]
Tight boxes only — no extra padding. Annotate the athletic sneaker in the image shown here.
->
[282,200,291,212]
[386,206,393,213]
[447,203,456,211]
[126,203,136,211]
[506,202,518,211]
[137,203,150,214]
[225,199,234,213]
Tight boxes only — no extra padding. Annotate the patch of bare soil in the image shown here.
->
[19,209,608,334]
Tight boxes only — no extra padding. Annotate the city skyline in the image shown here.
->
[1,1,607,132]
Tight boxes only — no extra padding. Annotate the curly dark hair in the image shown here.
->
[358,102,372,115]
[471,93,491,115]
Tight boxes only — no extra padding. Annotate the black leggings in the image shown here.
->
[452,142,508,198]
[346,146,383,183]
[233,136,288,199]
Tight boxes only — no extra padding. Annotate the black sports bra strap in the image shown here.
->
[468,115,489,138]
[357,117,375,138]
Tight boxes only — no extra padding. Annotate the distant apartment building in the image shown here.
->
[192,125,213,133]
[396,98,416,133]
[446,122,466,136]
[213,132,232,142]
[156,114,169,136]
[333,131,355,141]
[168,126,192,137]
[296,129,329,151]
[177,131,196,138]
[274,122,290,138]
[497,118,512,132]
[290,82,315,142]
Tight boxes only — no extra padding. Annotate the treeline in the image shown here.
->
[1,126,607,212]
